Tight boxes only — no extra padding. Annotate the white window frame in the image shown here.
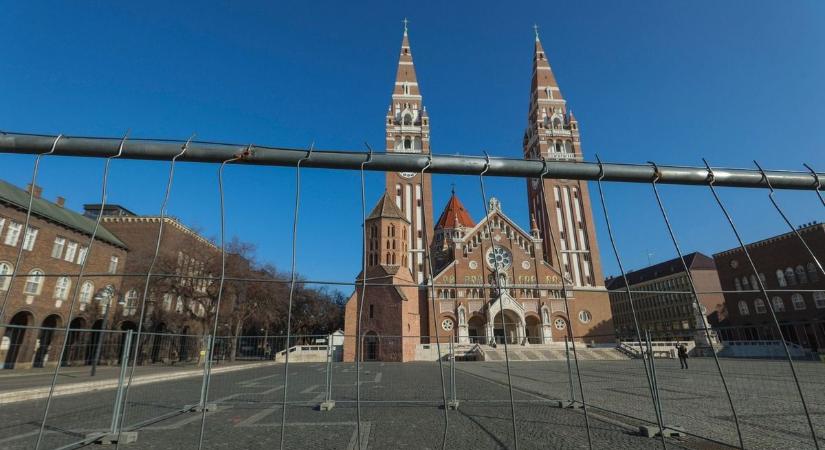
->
[77,246,88,265]
[22,227,38,251]
[64,241,78,262]
[79,281,95,304]
[772,296,785,312]
[24,269,44,295]
[814,291,825,309]
[108,256,119,274]
[0,261,13,291]
[54,276,71,300]
[4,222,22,246]
[52,237,66,259]
[738,300,750,316]
[754,298,766,314]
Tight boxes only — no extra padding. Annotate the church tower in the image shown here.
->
[384,21,434,285]
[524,28,605,288]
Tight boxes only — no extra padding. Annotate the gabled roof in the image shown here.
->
[605,252,716,290]
[366,191,408,222]
[0,179,127,249]
[436,191,474,229]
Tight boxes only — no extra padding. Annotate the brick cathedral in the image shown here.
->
[343,26,614,362]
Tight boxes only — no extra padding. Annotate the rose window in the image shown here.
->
[441,318,455,331]
[486,245,513,271]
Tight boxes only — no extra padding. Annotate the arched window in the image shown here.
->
[403,113,412,125]
[796,265,808,284]
[772,296,785,312]
[738,300,750,316]
[391,253,396,265]
[776,269,787,287]
[814,291,825,309]
[386,253,391,265]
[734,278,742,291]
[753,298,766,314]
[564,140,573,154]
[53,276,71,300]
[785,267,797,286]
[750,274,759,290]
[79,281,94,304]
[552,117,562,129]
[808,263,820,282]
[791,293,806,310]
[125,289,139,314]
[742,276,750,290]
[24,269,44,295]
[0,261,13,291]
[404,137,412,150]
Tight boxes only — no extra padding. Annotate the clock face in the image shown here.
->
[399,172,417,179]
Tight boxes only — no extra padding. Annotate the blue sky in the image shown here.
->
[1,1,824,289]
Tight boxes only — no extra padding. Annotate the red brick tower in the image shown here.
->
[524,28,606,289]
[384,21,434,286]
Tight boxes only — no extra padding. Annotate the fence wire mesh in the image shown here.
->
[0,133,823,450]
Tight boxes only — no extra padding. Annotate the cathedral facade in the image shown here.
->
[343,26,613,362]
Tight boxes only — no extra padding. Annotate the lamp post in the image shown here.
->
[90,285,123,377]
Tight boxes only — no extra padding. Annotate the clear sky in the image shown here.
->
[1,1,824,291]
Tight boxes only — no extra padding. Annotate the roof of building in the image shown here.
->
[366,191,408,222]
[605,252,716,290]
[0,179,127,249]
[713,222,823,257]
[436,191,474,229]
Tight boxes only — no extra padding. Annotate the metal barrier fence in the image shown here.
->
[0,131,823,449]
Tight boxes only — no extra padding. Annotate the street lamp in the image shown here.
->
[90,285,124,376]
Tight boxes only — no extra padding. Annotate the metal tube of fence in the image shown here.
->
[564,336,575,404]
[110,330,133,434]
[1,131,824,189]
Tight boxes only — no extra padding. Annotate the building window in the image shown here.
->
[796,265,808,284]
[124,289,138,315]
[52,237,66,258]
[791,293,806,310]
[369,304,375,319]
[54,276,71,300]
[22,227,38,251]
[734,278,742,291]
[578,310,592,324]
[738,300,749,316]
[814,291,825,309]
[785,267,797,286]
[79,281,95,305]
[808,263,820,283]
[554,318,566,330]
[0,261,12,291]
[776,269,786,287]
[77,246,88,265]
[64,242,78,262]
[754,298,766,314]
[108,256,119,274]
[742,276,750,290]
[4,222,22,246]
[772,296,785,312]
[24,269,44,295]
[163,293,173,311]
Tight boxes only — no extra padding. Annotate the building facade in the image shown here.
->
[713,222,825,350]
[343,27,614,362]
[0,181,128,369]
[606,252,724,343]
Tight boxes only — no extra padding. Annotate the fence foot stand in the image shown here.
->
[318,400,335,411]
[639,425,685,438]
[86,431,138,445]
[563,401,582,409]
[190,403,218,412]
[447,400,460,410]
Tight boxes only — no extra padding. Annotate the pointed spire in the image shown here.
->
[436,190,475,229]
[532,29,559,91]
[367,191,408,221]
[530,213,539,231]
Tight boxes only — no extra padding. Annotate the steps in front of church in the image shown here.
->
[477,346,628,362]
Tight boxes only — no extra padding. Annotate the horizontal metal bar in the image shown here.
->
[0,132,821,189]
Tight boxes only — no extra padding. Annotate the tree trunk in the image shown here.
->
[229,319,242,362]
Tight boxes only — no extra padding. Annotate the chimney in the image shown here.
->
[26,184,43,199]
[56,196,66,208]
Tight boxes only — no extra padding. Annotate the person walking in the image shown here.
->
[677,343,689,370]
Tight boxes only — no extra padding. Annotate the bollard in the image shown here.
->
[87,330,138,445]
[319,334,335,411]
[447,337,459,410]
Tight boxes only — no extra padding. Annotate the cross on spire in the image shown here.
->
[533,24,540,41]
[403,17,409,34]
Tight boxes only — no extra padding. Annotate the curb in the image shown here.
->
[0,361,277,405]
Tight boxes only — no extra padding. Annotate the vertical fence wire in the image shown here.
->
[0,134,61,325]
[115,135,193,448]
[35,133,126,450]
[354,145,374,450]
[196,151,243,450]
[803,163,825,209]
[538,157,593,449]
[593,155,667,449]
[278,143,313,450]
[477,152,520,450]
[648,161,744,449]
[703,158,819,450]
[419,155,450,450]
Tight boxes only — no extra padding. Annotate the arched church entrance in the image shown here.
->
[491,310,523,345]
